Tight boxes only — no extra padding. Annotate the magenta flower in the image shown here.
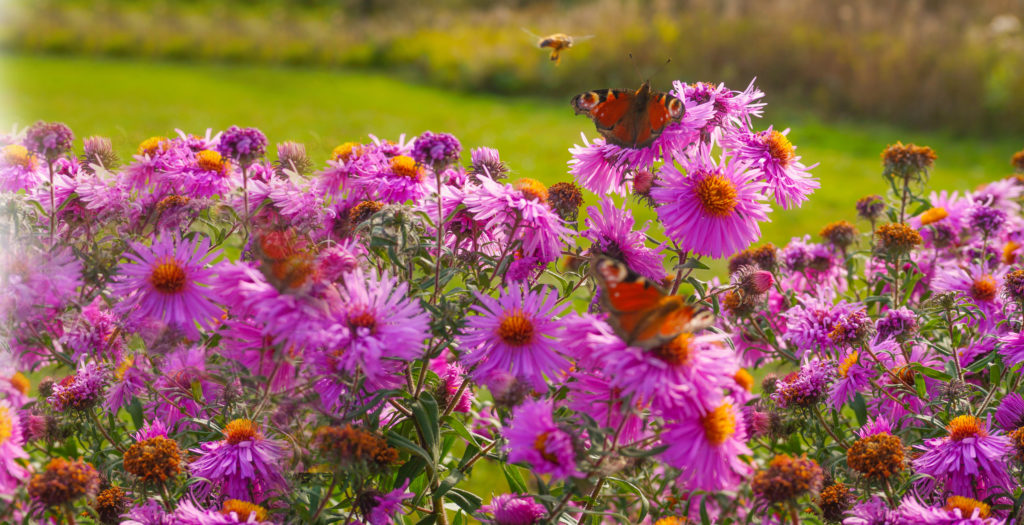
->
[361,481,414,525]
[148,347,221,429]
[932,263,1006,323]
[722,126,819,209]
[771,359,836,409]
[995,393,1024,431]
[411,131,461,167]
[896,496,1002,524]
[350,153,430,203]
[0,143,45,192]
[828,348,876,410]
[503,399,580,480]
[104,356,149,413]
[912,415,1013,499]
[998,331,1024,367]
[24,120,74,162]
[582,197,666,280]
[48,361,108,412]
[564,369,645,445]
[660,402,752,491]
[843,496,895,525]
[173,500,277,524]
[0,400,30,495]
[675,80,765,138]
[113,236,223,339]
[460,285,568,392]
[189,419,287,502]
[652,147,771,259]
[857,416,895,439]
[217,126,268,168]
[480,493,546,525]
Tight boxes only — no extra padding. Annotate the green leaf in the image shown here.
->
[127,397,145,430]
[414,516,437,525]
[387,433,433,464]
[851,393,867,426]
[410,393,441,462]
[911,363,952,382]
[190,379,204,402]
[501,463,529,493]
[446,488,482,514]
[678,258,709,270]
[607,477,649,522]
[914,373,927,398]
[445,416,479,447]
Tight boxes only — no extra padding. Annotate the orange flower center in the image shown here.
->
[839,351,859,379]
[498,310,534,346]
[734,369,753,392]
[919,207,948,226]
[332,142,362,162]
[223,419,260,444]
[514,178,549,202]
[944,496,990,518]
[390,155,422,180]
[533,431,560,463]
[0,404,12,445]
[970,275,997,302]
[221,500,268,521]
[348,311,377,334]
[2,144,37,169]
[196,150,226,174]
[149,257,187,294]
[137,136,168,156]
[9,372,29,395]
[652,332,693,366]
[695,172,738,218]
[766,130,795,166]
[701,403,737,446]
[947,415,985,441]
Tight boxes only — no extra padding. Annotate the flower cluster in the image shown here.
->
[0,82,1021,525]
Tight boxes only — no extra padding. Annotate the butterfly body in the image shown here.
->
[592,257,713,349]
[572,81,684,149]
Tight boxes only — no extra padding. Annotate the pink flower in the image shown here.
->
[660,402,752,491]
[503,399,580,480]
[189,419,287,502]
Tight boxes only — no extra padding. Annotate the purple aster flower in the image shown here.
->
[148,346,222,429]
[360,481,414,525]
[134,419,170,441]
[411,131,461,168]
[995,393,1024,431]
[0,400,30,494]
[676,79,765,139]
[173,500,278,525]
[998,331,1024,367]
[24,120,74,162]
[0,144,45,191]
[896,495,1002,524]
[189,419,288,502]
[652,147,771,259]
[459,285,568,392]
[771,359,836,408]
[121,500,174,525]
[828,309,874,348]
[660,401,752,491]
[582,197,666,280]
[564,368,645,445]
[315,240,364,282]
[829,349,876,410]
[567,134,631,196]
[972,178,1022,215]
[48,361,108,412]
[112,236,223,340]
[721,126,819,209]
[1,246,81,322]
[842,496,895,525]
[217,126,268,168]
[323,269,430,386]
[468,146,508,180]
[432,361,473,413]
[348,153,430,204]
[105,355,149,413]
[967,204,1008,237]
[857,416,895,439]
[913,415,1014,499]
[783,296,864,358]
[480,493,546,525]
[503,399,580,480]
[463,176,573,264]
[932,263,1006,322]
[61,298,122,362]
[876,307,919,343]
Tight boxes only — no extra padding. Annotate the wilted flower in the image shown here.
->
[855,194,886,222]
[882,141,936,180]
[847,432,904,480]
[47,361,107,412]
[817,482,853,523]
[819,220,858,249]
[27,457,99,508]
[751,454,823,505]
[92,486,128,524]
[123,436,182,484]
[875,223,922,255]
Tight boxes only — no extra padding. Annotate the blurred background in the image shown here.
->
[2,0,1024,252]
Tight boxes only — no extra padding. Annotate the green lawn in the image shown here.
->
[3,53,1023,266]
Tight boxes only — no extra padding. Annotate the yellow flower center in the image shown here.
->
[221,500,268,521]
[766,130,795,166]
[947,415,985,441]
[970,275,998,302]
[148,257,187,294]
[115,357,134,381]
[734,369,753,392]
[2,144,37,169]
[497,310,534,346]
[223,419,260,444]
[1004,241,1020,265]
[514,178,549,203]
[0,404,12,446]
[390,155,422,180]
[918,207,948,226]
[9,372,29,395]
[654,519,688,525]
[944,496,990,518]
[839,351,859,379]
[332,142,362,162]
[651,332,693,366]
[695,172,738,218]
[195,150,226,174]
[532,431,560,463]
[137,136,168,156]
[701,403,737,446]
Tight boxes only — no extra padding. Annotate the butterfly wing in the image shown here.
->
[572,89,637,148]
[635,91,684,148]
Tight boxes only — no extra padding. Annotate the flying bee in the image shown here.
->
[523,29,593,66]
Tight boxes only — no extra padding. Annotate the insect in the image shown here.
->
[591,257,714,350]
[571,80,684,149]
[523,29,592,65]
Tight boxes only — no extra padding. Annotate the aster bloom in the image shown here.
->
[751,454,823,507]
[966,203,1008,237]
[771,359,836,408]
[875,307,919,343]
[856,194,887,222]
[652,147,771,259]
[721,126,819,209]
[358,481,414,525]
[676,79,765,139]
[783,296,864,357]
[932,263,1006,322]
[995,393,1024,431]
[350,154,430,203]
[411,131,461,168]
[47,361,108,412]
[503,399,580,480]
[0,400,30,494]
[564,368,645,444]
[113,236,223,339]
[843,496,896,525]
[0,143,45,192]
[913,415,1014,498]
[27,457,100,508]
[582,197,666,280]
[24,120,74,162]
[829,349,875,409]
[463,176,574,264]
[468,146,508,180]
[189,419,288,502]
[217,126,268,168]
[997,331,1024,367]
[173,499,277,525]
[460,285,568,391]
[148,347,222,429]
[896,495,1002,524]
[480,493,546,525]
[660,402,752,491]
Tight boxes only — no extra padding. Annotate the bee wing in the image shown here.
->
[572,34,596,42]
[521,27,544,42]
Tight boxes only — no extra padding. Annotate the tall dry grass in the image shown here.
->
[3,0,1023,133]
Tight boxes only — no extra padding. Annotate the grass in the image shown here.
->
[4,53,1023,263]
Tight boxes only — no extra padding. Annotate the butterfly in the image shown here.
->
[571,81,684,149]
[523,29,593,65]
[592,257,714,350]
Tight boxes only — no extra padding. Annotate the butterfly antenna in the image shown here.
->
[628,53,644,82]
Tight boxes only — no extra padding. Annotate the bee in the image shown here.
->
[523,29,593,66]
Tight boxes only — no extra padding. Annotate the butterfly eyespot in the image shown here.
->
[668,99,683,117]
[578,93,599,109]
